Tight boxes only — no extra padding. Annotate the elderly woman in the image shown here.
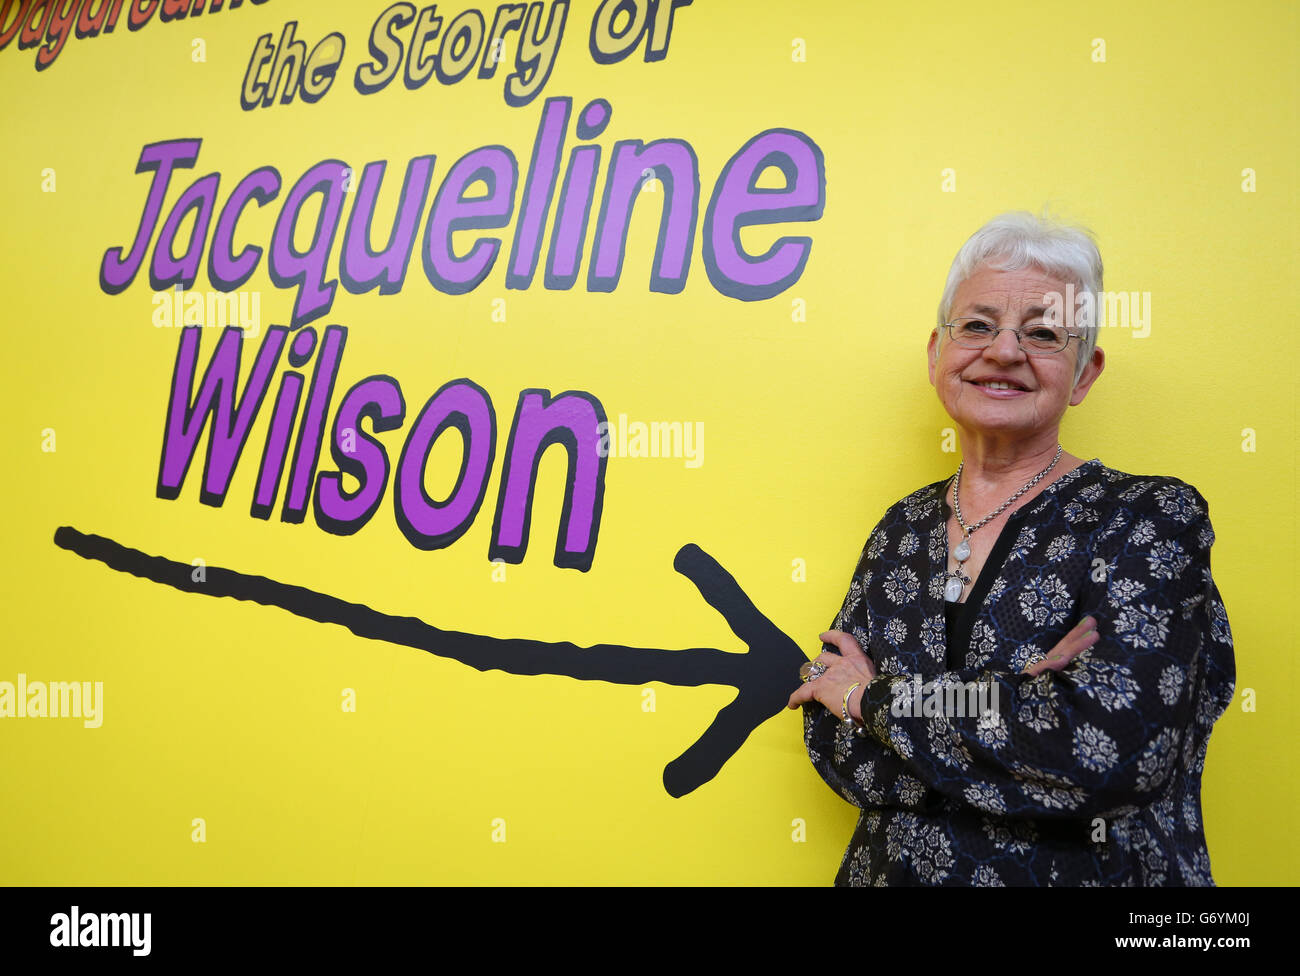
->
[788,211,1235,886]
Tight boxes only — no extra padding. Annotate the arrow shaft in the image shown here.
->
[53,527,748,689]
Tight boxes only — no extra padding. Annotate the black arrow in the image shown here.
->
[53,526,807,797]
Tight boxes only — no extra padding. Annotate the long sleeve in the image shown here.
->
[855,484,1235,822]
[803,533,936,813]
[802,701,937,812]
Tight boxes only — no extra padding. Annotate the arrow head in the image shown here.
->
[663,544,808,797]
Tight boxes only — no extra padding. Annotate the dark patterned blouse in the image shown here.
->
[802,458,1235,886]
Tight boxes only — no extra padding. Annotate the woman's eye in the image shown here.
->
[961,321,994,334]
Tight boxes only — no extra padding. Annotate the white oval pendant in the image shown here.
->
[944,577,964,602]
[954,538,971,561]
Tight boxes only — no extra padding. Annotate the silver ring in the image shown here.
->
[799,660,829,682]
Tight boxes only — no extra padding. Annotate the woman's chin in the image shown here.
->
[950,411,1039,435]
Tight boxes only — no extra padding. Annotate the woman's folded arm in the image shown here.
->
[802,531,938,813]
[802,698,938,812]
[855,488,1235,821]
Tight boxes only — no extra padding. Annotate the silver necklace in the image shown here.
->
[943,444,1063,603]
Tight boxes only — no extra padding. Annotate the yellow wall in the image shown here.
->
[0,0,1293,884]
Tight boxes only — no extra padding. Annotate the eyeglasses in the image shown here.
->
[941,318,1082,356]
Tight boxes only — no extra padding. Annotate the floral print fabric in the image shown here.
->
[803,458,1235,886]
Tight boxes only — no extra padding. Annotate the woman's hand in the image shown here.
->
[1021,615,1098,676]
[786,630,878,722]
[790,616,1096,722]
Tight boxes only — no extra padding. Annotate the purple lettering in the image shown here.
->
[395,379,497,549]
[490,389,607,571]
[421,146,517,294]
[101,138,202,294]
[315,375,406,535]
[156,324,287,505]
[268,159,347,328]
[208,166,280,291]
[505,95,567,288]
[150,172,219,290]
[702,129,825,301]
[588,138,698,294]
[282,325,346,522]
[339,155,435,295]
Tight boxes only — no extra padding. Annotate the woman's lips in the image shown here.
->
[967,379,1030,398]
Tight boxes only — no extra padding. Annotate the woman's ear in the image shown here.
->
[1070,345,1106,405]
[927,328,941,386]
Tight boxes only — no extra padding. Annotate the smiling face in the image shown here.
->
[927,262,1104,445]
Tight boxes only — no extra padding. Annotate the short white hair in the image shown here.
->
[936,209,1103,382]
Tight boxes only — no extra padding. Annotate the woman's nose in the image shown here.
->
[985,328,1026,361]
